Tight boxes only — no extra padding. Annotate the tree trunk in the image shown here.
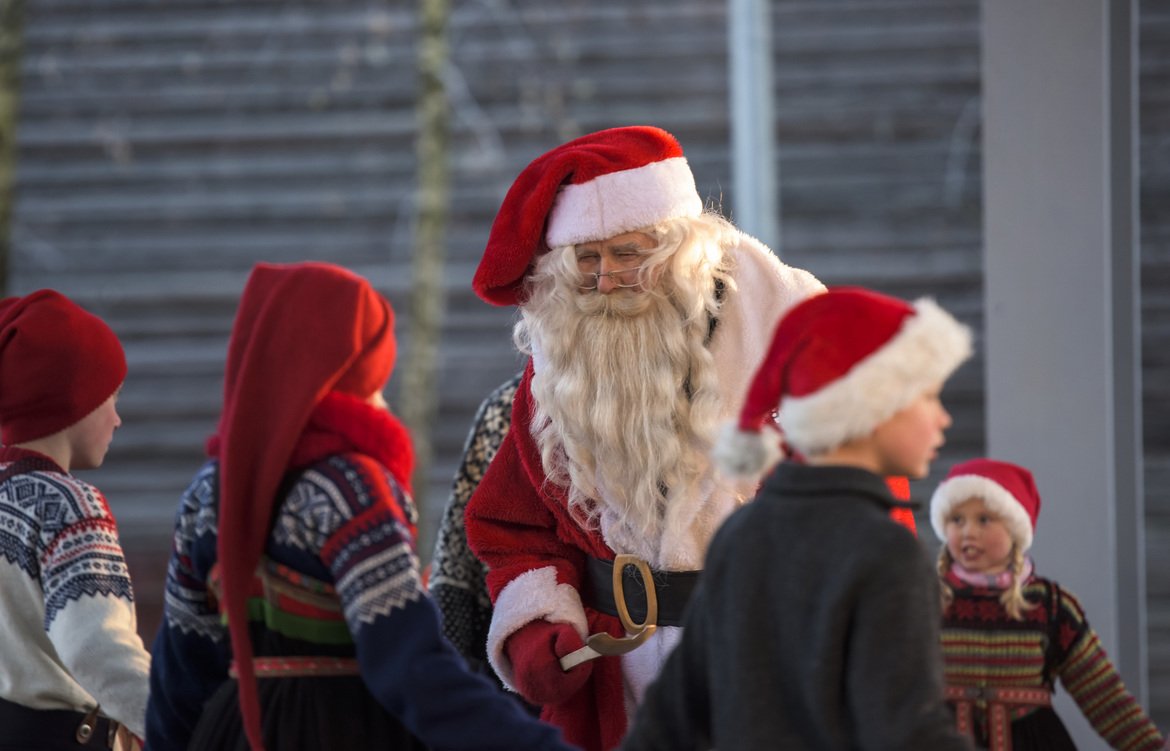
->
[400,0,450,519]
[0,0,24,296]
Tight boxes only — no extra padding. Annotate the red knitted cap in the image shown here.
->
[0,290,126,445]
[215,261,395,751]
[473,125,703,306]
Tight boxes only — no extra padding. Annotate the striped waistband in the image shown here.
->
[229,656,361,679]
[945,684,1052,751]
[944,684,1052,706]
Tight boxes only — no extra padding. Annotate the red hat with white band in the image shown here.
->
[715,286,972,477]
[473,126,704,306]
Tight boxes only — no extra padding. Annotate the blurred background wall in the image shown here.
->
[4,0,1167,730]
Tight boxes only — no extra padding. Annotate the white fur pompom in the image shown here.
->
[713,422,783,480]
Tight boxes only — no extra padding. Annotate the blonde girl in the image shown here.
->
[931,458,1167,751]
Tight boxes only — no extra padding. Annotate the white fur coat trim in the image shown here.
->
[778,298,971,457]
[530,235,822,569]
[621,625,683,708]
[486,565,589,693]
[647,234,822,568]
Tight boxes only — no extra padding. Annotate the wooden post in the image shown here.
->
[401,0,450,517]
[0,0,24,296]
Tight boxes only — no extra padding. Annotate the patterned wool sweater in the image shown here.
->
[0,447,151,737]
[941,570,1166,750]
[145,454,574,751]
[429,373,521,681]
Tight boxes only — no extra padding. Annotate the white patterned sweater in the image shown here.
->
[0,449,151,738]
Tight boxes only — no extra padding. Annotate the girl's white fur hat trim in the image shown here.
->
[930,475,1035,552]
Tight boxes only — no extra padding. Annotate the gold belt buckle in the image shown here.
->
[559,554,658,670]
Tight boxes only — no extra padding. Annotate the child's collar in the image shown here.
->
[949,557,1034,590]
[0,444,67,473]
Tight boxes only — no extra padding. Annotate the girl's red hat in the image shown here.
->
[930,458,1041,552]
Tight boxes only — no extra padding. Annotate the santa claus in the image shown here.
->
[464,125,824,751]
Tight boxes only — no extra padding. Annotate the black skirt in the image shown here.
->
[186,674,427,751]
[966,707,1078,750]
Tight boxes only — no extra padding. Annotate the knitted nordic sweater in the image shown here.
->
[429,373,522,680]
[0,446,151,737]
[941,571,1166,750]
[145,452,574,751]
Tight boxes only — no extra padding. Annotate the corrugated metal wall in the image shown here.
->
[9,0,1167,725]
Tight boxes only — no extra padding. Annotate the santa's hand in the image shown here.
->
[505,619,594,705]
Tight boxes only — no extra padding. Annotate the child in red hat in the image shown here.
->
[0,289,150,749]
[931,458,1168,750]
[622,286,975,750]
[144,262,577,751]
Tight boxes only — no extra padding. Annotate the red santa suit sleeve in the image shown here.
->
[466,364,631,751]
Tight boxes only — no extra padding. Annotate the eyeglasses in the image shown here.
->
[578,268,645,290]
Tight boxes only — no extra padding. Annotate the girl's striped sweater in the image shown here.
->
[941,571,1166,750]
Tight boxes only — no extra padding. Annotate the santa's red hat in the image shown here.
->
[930,458,1041,552]
[0,290,126,445]
[213,261,396,751]
[473,126,703,306]
[715,286,972,476]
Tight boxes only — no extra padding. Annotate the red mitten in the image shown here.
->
[504,619,593,705]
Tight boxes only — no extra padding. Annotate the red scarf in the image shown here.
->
[207,392,413,496]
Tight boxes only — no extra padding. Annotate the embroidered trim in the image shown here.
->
[229,656,360,679]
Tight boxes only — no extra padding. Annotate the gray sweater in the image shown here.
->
[622,462,973,751]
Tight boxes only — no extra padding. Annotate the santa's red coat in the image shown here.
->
[466,236,824,751]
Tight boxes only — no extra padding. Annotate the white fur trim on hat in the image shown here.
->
[778,298,972,456]
[930,475,1034,552]
[545,157,703,248]
[485,566,589,693]
[713,421,783,479]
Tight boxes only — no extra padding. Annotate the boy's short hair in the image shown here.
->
[716,286,971,476]
[0,290,126,445]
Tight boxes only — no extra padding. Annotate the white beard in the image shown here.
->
[516,246,725,563]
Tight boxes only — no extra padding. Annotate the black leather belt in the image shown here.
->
[583,555,700,628]
[0,695,116,749]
